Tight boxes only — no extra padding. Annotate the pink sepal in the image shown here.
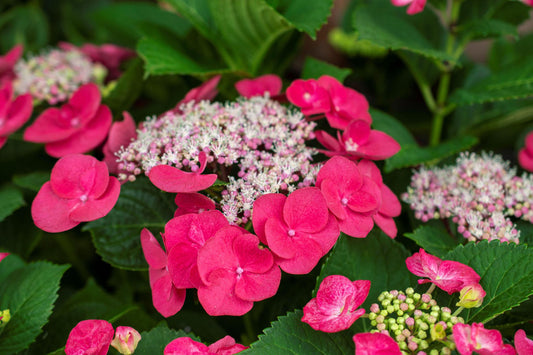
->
[0,44,23,84]
[353,332,402,355]
[65,319,114,355]
[235,74,282,98]
[515,329,533,355]
[164,337,210,355]
[174,192,216,217]
[103,111,137,174]
[169,75,221,115]
[208,336,248,354]
[453,323,516,355]
[286,79,330,116]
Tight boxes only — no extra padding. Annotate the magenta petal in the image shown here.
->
[235,263,281,301]
[343,120,371,146]
[353,332,402,355]
[69,177,120,222]
[252,193,286,244]
[379,185,401,217]
[167,243,200,289]
[198,269,252,316]
[68,83,101,122]
[355,130,401,160]
[315,130,344,154]
[283,187,329,232]
[309,212,340,254]
[346,177,381,213]
[150,270,186,317]
[2,94,32,135]
[373,213,398,238]
[65,319,114,355]
[164,337,210,355]
[174,192,215,217]
[103,111,137,173]
[320,179,348,220]
[197,226,240,285]
[148,165,217,193]
[316,156,363,189]
[316,275,356,311]
[31,182,80,233]
[208,336,247,354]
[166,210,228,251]
[357,160,383,185]
[0,137,6,149]
[234,233,274,274]
[286,79,331,115]
[140,228,167,269]
[339,211,374,238]
[275,238,324,274]
[235,74,282,98]
[265,218,296,259]
[23,108,79,143]
[519,149,533,172]
[515,329,533,355]
[183,75,221,103]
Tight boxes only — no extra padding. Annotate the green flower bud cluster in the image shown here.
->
[368,288,464,355]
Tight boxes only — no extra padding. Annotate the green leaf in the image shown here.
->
[353,4,453,62]
[135,324,199,355]
[12,171,49,192]
[450,60,533,106]
[83,177,176,270]
[103,58,144,113]
[385,135,479,173]
[277,0,333,40]
[0,262,68,354]
[0,185,25,223]
[0,254,25,285]
[243,310,353,354]
[0,4,48,53]
[404,225,458,258]
[370,108,417,146]
[165,0,216,39]
[457,19,517,42]
[0,208,42,258]
[489,34,533,72]
[444,241,533,323]
[301,57,352,82]
[318,230,416,309]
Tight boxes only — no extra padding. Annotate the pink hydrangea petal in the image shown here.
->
[452,323,473,355]
[167,243,201,289]
[283,187,329,232]
[339,211,375,238]
[353,130,401,160]
[275,237,324,274]
[31,182,80,233]
[183,75,221,103]
[103,111,137,174]
[343,120,371,146]
[234,233,274,274]
[174,192,216,217]
[373,213,398,238]
[148,164,217,193]
[406,249,441,278]
[24,108,79,143]
[45,105,112,157]
[0,136,6,149]
[198,268,252,316]
[518,149,533,172]
[379,185,401,217]
[391,0,412,5]
[1,94,32,135]
[65,319,114,355]
[0,44,23,72]
[515,329,533,355]
[286,79,330,115]
[68,83,101,122]
[353,332,402,355]
[149,269,186,317]
[407,0,426,14]
[197,226,240,285]
[208,336,248,355]
[265,218,296,259]
[235,261,281,301]
[164,337,210,355]
[315,276,358,312]
[357,160,383,185]
[320,179,348,220]
[308,212,340,254]
[140,228,167,269]
[315,130,344,154]
[346,177,381,213]
[435,261,480,294]
[235,74,282,98]
[251,193,286,244]
[69,177,120,222]
[316,155,363,190]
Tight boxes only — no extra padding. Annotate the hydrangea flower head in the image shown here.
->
[235,74,282,98]
[0,81,33,149]
[301,275,370,332]
[406,249,481,294]
[353,332,402,355]
[24,83,112,157]
[65,319,114,355]
[31,154,120,233]
[453,322,516,355]
[391,0,427,15]
[0,44,23,85]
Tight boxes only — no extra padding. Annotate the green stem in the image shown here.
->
[243,312,255,345]
[426,283,437,295]
[452,306,464,317]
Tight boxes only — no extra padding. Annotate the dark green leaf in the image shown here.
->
[0,185,25,223]
[103,58,144,113]
[12,171,49,192]
[84,177,176,270]
[457,19,517,42]
[0,4,48,53]
[444,241,533,323]
[301,57,352,82]
[404,225,458,258]
[0,207,42,258]
[370,108,417,146]
[385,136,478,173]
[0,254,25,285]
[242,310,353,354]
[165,0,216,39]
[0,262,68,354]
[135,324,200,355]
[277,0,333,40]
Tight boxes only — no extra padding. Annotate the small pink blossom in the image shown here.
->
[174,192,216,217]
[23,83,112,157]
[0,81,33,149]
[252,187,340,274]
[235,74,282,98]
[286,78,330,116]
[31,154,120,233]
[518,131,533,172]
[353,332,402,355]
[110,326,141,355]
[65,319,114,355]
[207,336,248,354]
[405,249,481,294]
[391,0,427,15]
[301,275,370,332]
[515,329,533,355]
[197,226,281,316]
[315,156,381,238]
[453,323,516,355]
[149,151,217,193]
[0,44,23,85]
[456,283,486,308]
[164,337,210,355]
[103,111,137,174]
[140,228,186,317]
[169,75,221,115]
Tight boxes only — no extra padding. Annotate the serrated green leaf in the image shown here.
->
[0,185,25,223]
[104,58,144,113]
[457,19,517,42]
[12,171,49,192]
[318,230,416,309]
[165,0,216,39]
[83,177,176,270]
[301,57,352,82]
[444,241,533,323]
[135,324,200,355]
[370,108,417,146]
[277,0,333,40]
[404,225,458,258]
[0,262,68,354]
[243,310,353,354]
[459,0,530,28]
[353,4,453,62]
[385,136,478,173]
[450,60,533,106]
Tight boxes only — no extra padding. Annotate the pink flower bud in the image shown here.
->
[456,283,486,308]
[110,326,141,354]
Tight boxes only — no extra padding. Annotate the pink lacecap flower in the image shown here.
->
[315,119,400,161]
[168,75,221,115]
[31,154,121,233]
[140,228,186,317]
[0,252,9,263]
[358,160,401,238]
[65,319,115,355]
[197,226,281,316]
[315,156,381,238]
[0,44,23,85]
[391,0,427,15]
[0,81,33,149]
[59,42,135,80]
[165,210,229,289]
[317,76,372,130]
[518,131,533,172]
[252,187,340,274]
[235,74,282,98]
[405,249,481,294]
[453,323,516,355]
[174,192,216,217]
[110,326,141,355]
[515,329,533,355]
[103,111,137,174]
[148,151,217,193]
[353,332,402,355]
[286,78,331,116]
[301,275,370,332]
[164,336,246,355]
[23,83,112,157]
